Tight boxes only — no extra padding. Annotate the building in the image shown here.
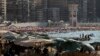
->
[47,8,60,22]
[68,4,78,27]
[67,0,96,23]
[96,0,100,21]
[0,0,97,23]
[17,0,29,22]
[81,0,88,22]
[0,0,7,21]
[0,0,2,16]
[87,0,96,22]
[47,0,68,21]
[7,0,17,21]
[0,0,3,23]
[77,0,96,23]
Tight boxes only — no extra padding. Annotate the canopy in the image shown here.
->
[14,39,54,47]
[2,32,17,41]
[61,41,81,52]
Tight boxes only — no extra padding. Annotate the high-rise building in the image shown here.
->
[68,4,78,27]
[67,0,96,23]
[96,0,100,21]
[7,0,17,21]
[0,0,97,23]
[0,0,7,21]
[0,0,2,16]
[0,0,3,23]
[82,0,88,22]
[87,0,96,22]
[47,8,60,21]
[16,0,29,22]
[42,0,68,22]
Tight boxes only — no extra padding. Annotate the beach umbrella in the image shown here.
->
[61,39,95,52]
[2,32,17,41]
[14,39,54,47]
[90,42,100,49]
[3,36,16,41]
[53,38,66,48]
[54,38,66,43]
[61,41,81,52]
[90,42,100,46]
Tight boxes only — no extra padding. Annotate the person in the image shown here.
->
[0,42,2,55]
[4,45,11,56]
[55,51,59,56]
[43,47,49,56]
[82,34,85,38]
[95,45,100,51]
[35,47,41,54]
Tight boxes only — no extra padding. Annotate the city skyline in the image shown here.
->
[0,0,99,23]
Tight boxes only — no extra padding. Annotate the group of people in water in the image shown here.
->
[79,33,94,41]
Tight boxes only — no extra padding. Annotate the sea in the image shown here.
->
[47,30,100,43]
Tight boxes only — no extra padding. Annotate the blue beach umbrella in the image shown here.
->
[2,32,17,41]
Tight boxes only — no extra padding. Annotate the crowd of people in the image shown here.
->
[0,32,100,56]
[0,41,100,56]
[0,39,54,56]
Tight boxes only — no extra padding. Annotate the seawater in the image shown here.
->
[47,30,100,43]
